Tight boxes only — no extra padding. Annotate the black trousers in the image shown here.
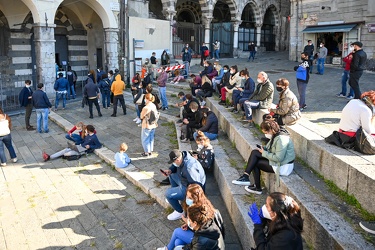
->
[113,94,126,115]
[25,102,33,127]
[349,70,363,99]
[88,98,101,117]
[245,150,274,188]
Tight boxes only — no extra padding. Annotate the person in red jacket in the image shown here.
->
[336,50,354,99]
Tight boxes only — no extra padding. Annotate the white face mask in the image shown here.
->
[265,134,273,139]
[257,78,263,83]
[187,219,194,230]
[349,46,354,51]
[230,70,235,74]
[191,109,197,113]
[197,144,204,149]
[262,205,272,220]
[320,45,323,48]
[26,84,32,88]
[172,162,179,167]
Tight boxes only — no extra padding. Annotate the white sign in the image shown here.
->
[110,2,120,11]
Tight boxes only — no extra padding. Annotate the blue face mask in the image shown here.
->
[223,69,228,73]
[186,198,194,206]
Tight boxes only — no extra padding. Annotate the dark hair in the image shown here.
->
[223,65,229,70]
[86,125,95,133]
[230,65,238,73]
[178,91,185,97]
[268,192,303,237]
[239,68,249,77]
[101,74,107,80]
[301,52,309,57]
[307,40,312,43]
[185,94,193,100]
[276,78,290,87]
[37,83,44,89]
[200,108,209,126]
[190,74,196,78]
[25,80,31,85]
[109,70,114,75]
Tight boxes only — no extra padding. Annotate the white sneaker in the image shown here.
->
[0,163,6,166]
[133,117,138,122]
[167,210,183,220]
[157,247,167,250]
[136,118,142,124]
[12,158,17,163]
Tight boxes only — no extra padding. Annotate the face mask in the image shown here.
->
[197,144,204,149]
[26,85,31,88]
[213,65,216,68]
[186,198,194,206]
[320,45,323,48]
[223,69,228,73]
[172,162,179,167]
[191,109,196,113]
[257,78,263,83]
[179,97,184,100]
[230,70,235,74]
[262,205,272,220]
[265,133,273,139]
[187,219,194,230]
[241,77,246,80]
[276,86,284,92]
[85,130,88,134]
[349,47,354,51]
[77,129,82,132]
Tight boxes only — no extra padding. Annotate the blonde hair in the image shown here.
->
[75,121,84,129]
[120,143,128,152]
[145,93,155,102]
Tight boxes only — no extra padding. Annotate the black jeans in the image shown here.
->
[113,94,126,115]
[88,98,101,117]
[349,70,363,99]
[245,150,274,188]
[25,102,33,127]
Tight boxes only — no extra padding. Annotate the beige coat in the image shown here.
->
[140,101,158,129]
[271,88,301,125]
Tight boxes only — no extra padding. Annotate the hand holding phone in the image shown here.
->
[256,144,262,149]
[160,169,168,176]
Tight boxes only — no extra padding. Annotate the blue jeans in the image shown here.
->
[340,70,354,97]
[68,84,76,99]
[243,100,259,120]
[183,61,190,78]
[55,91,67,109]
[193,131,218,141]
[36,108,49,133]
[317,58,325,74]
[248,51,256,61]
[165,173,186,213]
[159,86,168,109]
[167,227,194,250]
[65,134,84,145]
[215,49,220,60]
[101,91,111,108]
[141,128,155,153]
[297,80,307,107]
[0,133,17,163]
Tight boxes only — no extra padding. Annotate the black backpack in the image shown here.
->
[148,110,160,125]
[62,154,82,161]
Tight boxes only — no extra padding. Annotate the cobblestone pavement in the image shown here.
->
[0,104,241,249]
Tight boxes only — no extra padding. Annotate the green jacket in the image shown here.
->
[262,134,295,166]
[249,79,274,109]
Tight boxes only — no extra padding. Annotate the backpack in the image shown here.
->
[62,154,82,161]
[148,110,160,125]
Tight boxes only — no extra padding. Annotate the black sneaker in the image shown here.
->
[160,177,171,186]
[231,175,250,186]
[360,221,375,234]
[245,184,262,195]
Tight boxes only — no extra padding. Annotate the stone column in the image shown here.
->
[165,9,176,56]
[203,16,213,44]
[104,28,120,71]
[33,23,56,96]
[232,21,240,57]
[256,24,262,49]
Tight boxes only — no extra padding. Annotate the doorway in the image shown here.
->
[55,35,68,70]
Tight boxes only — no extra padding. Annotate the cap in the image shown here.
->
[58,72,63,76]
[351,41,363,48]
[168,149,182,164]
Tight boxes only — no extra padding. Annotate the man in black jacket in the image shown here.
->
[18,80,35,131]
[349,41,367,99]
[84,78,102,119]
[32,83,52,133]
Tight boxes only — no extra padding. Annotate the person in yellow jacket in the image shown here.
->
[110,74,127,117]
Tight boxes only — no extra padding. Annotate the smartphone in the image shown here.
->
[160,169,167,176]
[256,144,262,149]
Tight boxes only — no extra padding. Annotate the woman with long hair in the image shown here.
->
[232,115,295,194]
[0,108,17,166]
[193,131,215,171]
[140,93,158,157]
[248,192,303,249]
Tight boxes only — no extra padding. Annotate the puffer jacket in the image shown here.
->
[249,79,274,109]
[262,132,295,166]
[271,88,301,126]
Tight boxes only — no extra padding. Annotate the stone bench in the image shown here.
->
[205,97,373,249]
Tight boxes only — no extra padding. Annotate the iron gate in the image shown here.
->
[172,23,204,58]
[211,22,233,58]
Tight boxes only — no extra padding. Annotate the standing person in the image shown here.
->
[336,50,354,99]
[181,44,192,77]
[349,41,367,99]
[200,43,209,66]
[303,40,315,73]
[316,42,327,75]
[161,50,170,66]
[140,93,158,157]
[161,149,206,220]
[66,66,77,99]
[32,83,52,133]
[157,66,169,110]
[294,52,310,111]
[96,67,106,83]
[110,74,127,117]
[84,78,102,119]
[213,39,220,61]
[0,108,17,166]
[247,193,303,249]
[247,42,256,62]
[98,74,111,109]
[18,80,35,131]
[114,142,131,168]
[150,52,158,82]
[242,72,274,128]
[54,72,69,111]
[108,70,115,105]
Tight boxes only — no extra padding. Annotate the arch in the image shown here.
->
[149,0,164,19]
[20,0,40,24]
[213,0,237,21]
[242,0,262,26]
[263,4,279,27]
[0,9,10,56]
[176,1,202,23]
[212,0,231,23]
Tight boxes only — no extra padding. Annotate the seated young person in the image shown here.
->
[192,131,215,172]
[193,108,218,141]
[44,125,101,161]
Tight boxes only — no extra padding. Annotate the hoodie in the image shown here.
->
[111,75,125,96]
[83,78,99,98]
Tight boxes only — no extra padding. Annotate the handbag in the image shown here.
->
[135,94,144,105]
[355,127,375,155]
